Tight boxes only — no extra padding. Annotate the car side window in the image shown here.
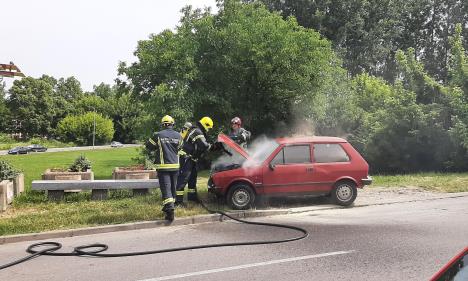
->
[313,143,350,163]
[284,145,311,164]
[271,149,284,165]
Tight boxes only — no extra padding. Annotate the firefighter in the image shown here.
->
[176,122,197,206]
[176,116,214,204]
[146,115,182,221]
[228,117,251,148]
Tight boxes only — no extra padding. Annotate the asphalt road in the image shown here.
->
[0,144,141,155]
[0,196,467,281]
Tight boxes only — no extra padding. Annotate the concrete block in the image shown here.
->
[13,173,25,196]
[32,179,160,191]
[91,189,108,200]
[47,190,64,201]
[5,181,14,204]
[42,169,93,180]
[113,167,157,180]
[0,181,8,211]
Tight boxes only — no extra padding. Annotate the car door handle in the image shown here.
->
[306,167,314,172]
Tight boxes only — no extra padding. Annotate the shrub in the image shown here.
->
[69,155,92,172]
[57,112,114,145]
[0,160,20,181]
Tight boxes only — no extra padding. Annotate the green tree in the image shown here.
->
[0,81,11,132]
[257,0,468,82]
[7,77,55,138]
[448,24,468,93]
[107,93,145,143]
[122,0,342,136]
[57,112,114,145]
[349,75,453,172]
[93,83,114,99]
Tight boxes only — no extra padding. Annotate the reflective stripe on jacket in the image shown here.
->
[181,125,211,160]
[146,128,183,171]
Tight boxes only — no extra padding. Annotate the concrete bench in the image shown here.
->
[32,179,160,200]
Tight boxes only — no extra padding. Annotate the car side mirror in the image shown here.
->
[269,163,275,170]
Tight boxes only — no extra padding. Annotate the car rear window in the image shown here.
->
[313,143,350,163]
[271,145,311,164]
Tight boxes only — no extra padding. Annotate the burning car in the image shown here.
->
[208,134,372,210]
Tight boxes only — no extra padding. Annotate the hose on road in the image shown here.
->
[0,200,308,270]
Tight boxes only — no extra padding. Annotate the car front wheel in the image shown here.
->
[331,181,357,206]
[227,183,256,210]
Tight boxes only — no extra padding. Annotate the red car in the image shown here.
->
[208,134,372,209]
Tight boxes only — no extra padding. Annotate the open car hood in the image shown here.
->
[218,134,251,160]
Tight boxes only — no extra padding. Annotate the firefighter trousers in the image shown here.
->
[157,170,178,213]
[176,156,198,203]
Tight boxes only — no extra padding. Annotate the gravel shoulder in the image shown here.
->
[355,186,468,206]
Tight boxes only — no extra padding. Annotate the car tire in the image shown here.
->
[331,180,357,206]
[227,183,256,210]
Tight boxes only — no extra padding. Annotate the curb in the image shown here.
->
[1,193,467,245]
[0,209,291,245]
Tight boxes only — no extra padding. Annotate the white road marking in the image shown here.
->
[137,250,355,281]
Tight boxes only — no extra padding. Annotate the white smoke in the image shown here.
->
[242,135,279,168]
[211,135,280,171]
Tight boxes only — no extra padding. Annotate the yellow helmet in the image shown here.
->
[161,115,175,125]
[199,116,214,131]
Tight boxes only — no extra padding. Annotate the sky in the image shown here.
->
[1,0,218,91]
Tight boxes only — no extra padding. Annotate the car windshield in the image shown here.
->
[247,137,279,163]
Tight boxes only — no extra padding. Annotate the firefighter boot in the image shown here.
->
[164,209,175,221]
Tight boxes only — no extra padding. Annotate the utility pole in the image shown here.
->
[92,108,96,149]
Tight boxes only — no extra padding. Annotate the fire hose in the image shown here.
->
[0,199,308,270]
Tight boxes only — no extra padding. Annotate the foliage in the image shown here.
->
[0,160,20,181]
[57,112,114,145]
[6,77,55,138]
[0,133,75,150]
[69,155,92,172]
[349,76,453,173]
[107,92,146,143]
[121,0,342,136]
[257,0,468,82]
[0,82,11,132]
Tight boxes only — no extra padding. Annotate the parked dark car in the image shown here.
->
[8,146,31,155]
[27,144,47,152]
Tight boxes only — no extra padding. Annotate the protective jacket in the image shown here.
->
[229,127,251,146]
[146,128,182,171]
[181,123,211,160]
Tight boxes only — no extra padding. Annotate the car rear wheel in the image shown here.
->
[331,181,357,206]
[227,183,255,210]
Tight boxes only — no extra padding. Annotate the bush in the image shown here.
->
[57,112,114,145]
[0,133,15,144]
[69,155,92,172]
[0,160,20,181]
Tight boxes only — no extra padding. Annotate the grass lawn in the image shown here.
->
[372,173,468,193]
[0,148,211,235]
[1,148,467,236]
[1,147,140,191]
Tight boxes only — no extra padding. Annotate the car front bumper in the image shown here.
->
[207,177,224,195]
[361,176,373,186]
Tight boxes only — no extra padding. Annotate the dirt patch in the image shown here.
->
[356,186,466,206]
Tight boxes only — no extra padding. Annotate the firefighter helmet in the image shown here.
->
[199,116,214,131]
[231,117,242,126]
[181,122,192,139]
[161,115,175,125]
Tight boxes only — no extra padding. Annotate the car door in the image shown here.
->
[309,142,352,192]
[262,144,315,194]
